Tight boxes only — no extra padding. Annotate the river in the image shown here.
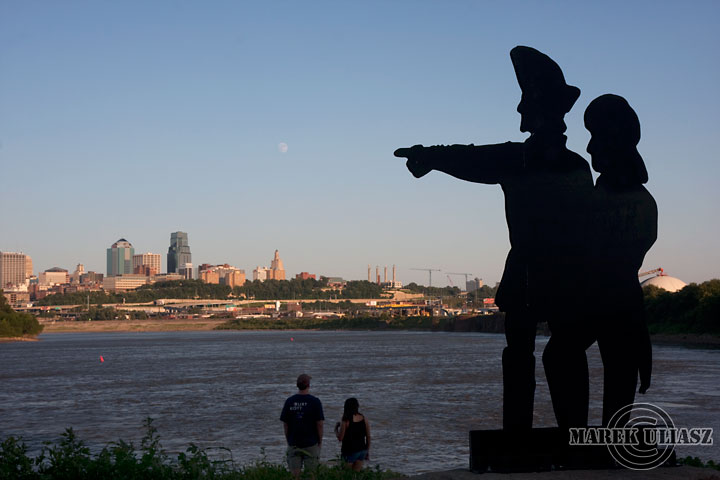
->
[1,330,718,474]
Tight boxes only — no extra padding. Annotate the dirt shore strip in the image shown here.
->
[39,318,226,333]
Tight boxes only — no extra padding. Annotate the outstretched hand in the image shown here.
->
[394,145,432,178]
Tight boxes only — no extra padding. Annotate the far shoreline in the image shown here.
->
[36,318,227,334]
[14,319,717,349]
[0,335,40,343]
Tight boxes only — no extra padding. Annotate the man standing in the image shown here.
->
[280,373,324,478]
[395,46,593,430]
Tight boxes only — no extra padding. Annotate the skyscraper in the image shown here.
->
[0,251,31,288]
[167,231,191,274]
[107,239,135,276]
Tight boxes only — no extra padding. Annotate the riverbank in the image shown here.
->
[17,319,720,349]
[649,333,720,348]
[38,318,226,333]
[0,335,39,342]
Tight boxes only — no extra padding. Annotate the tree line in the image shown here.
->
[36,278,388,306]
[0,291,43,337]
[403,282,497,300]
[644,279,720,335]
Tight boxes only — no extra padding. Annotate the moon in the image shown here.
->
[278,142,288,153]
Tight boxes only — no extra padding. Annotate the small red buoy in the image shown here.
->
[100,356,104,363]
[290,337,294,342]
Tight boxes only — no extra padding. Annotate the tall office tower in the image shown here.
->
[133,253,161,276]
[167,231,191,274]
[269,250,286,280]
[0,251,31,288]
[71,264,85,284]
[107,239,135,276]
[25,256,33,280]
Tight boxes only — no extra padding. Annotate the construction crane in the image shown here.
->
[638,267,664,278]
[447,272,474,284]
[410,268,441,287]
[446,275,454,287]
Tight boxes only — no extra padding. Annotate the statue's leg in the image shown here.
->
[543,326,592,429]
[502,310,537,430]
[599,328,638,427]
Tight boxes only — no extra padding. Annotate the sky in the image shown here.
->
[1,1,719,287]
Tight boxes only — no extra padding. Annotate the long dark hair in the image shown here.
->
[342,397,360,422]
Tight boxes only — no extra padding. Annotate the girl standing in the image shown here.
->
[335,398,371,471]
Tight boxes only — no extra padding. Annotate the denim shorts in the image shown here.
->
[342,449,367,463]
[286,444,320,471]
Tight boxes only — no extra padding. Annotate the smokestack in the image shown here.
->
[368,264,371,282]
[376,266,380,285]
[393,264,396,284]
[384,266,387,284]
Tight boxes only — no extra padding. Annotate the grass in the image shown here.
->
[677,456,720,471]
[0,418,403,480]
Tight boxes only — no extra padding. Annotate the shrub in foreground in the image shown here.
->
[0,418,401,480]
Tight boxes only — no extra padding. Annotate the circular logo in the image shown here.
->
[606,402,675,470]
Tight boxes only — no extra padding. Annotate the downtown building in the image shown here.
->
[39,267,69,286]
[0,251,33,288]
[167,231,191,274]
[103,275,150,292]
[252,250,286,282]
[133,253,162,276]
[107,239,134,276]
[198,264,246,287]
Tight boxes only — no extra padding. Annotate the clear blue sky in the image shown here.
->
[1,1,718,286]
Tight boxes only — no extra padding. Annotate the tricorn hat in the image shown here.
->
[510,46,580,115]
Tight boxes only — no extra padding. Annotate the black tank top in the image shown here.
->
[341,416,367,454]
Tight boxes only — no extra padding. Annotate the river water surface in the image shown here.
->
[1,331,718,474]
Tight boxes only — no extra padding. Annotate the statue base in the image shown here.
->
[469,427,676,473]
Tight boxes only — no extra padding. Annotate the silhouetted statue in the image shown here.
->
[584,94,656,427]
[395,46,594,430]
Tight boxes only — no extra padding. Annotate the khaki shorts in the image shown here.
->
[287,444,321,471]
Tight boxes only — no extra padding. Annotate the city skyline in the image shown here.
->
[1,2,718,286]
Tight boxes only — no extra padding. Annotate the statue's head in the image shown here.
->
[510,46,580,133]
[584,94,648,184]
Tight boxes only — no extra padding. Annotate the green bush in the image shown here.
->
[0,291,43,338]
[644,279,720,335]
[215,316,446,332]
[678,455,720,470]
[0,419,402,480]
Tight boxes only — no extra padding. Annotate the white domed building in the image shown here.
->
[640,270,687,293]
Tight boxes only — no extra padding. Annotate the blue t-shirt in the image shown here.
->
[280,393,324,448]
